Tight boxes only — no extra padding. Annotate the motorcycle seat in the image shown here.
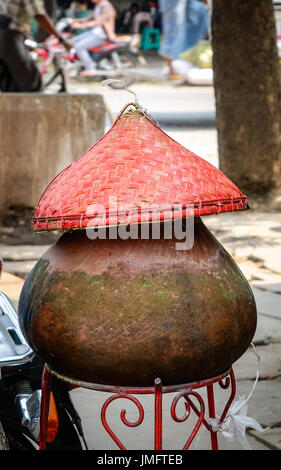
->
[89,41,117,53]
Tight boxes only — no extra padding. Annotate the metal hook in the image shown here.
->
[101,79,139,105]
[101,79,160,127]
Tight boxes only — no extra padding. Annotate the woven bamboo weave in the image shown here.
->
[32,106,249,232]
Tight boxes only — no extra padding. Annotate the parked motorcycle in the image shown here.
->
[0,31,140,93]
[0,260,87,450]
[33,25,141,91]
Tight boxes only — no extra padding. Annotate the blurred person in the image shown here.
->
[159,0,209,78]
[0,0,72,92]
[70,0,116,76]
[147,2,159,22]
[65,1,94,36]
[119,2,139,33]
[65,1,94,20]
[131,2,154,34]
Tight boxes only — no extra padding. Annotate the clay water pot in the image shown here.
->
[18,217,257,386]
[18,104,256,386]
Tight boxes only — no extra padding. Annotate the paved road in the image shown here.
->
[69,81,216,121]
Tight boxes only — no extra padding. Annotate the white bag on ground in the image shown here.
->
[172,59,213,85]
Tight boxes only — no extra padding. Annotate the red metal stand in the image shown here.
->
[39,366,236,451]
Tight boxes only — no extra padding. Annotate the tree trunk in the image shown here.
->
[212,0,281,196]
[0,421,9,450]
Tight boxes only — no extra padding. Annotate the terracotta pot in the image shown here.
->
[18,217,256,386]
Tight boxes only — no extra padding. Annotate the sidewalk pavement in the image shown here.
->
[0,209,280,451]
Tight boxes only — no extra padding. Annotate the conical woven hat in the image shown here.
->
[32,103,249,232]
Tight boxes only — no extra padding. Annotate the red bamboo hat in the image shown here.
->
[32,102,249,232]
